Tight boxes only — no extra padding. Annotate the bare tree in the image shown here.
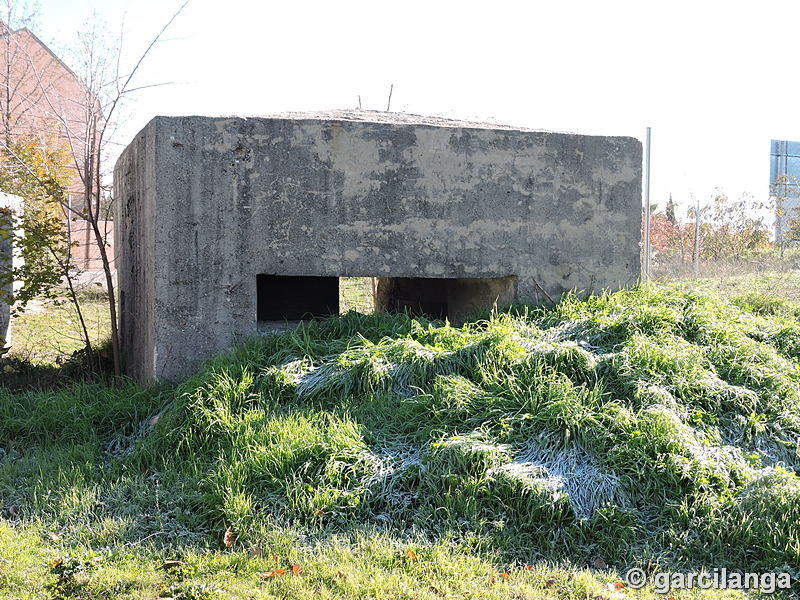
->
[55,3,191,381]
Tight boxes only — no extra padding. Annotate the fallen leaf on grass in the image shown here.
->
[260,568,287,579]
[406,549,419,561]
[499,572,511,579]
[259,571,276,579]
[223,526,236,548]
[605,582,627,598]
[161,560,187,570]
[291,564,302,576]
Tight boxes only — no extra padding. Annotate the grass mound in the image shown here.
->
[2,283,799,597]
[115,284,800,572]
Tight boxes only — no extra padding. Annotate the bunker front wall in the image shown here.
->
[115,116,642,381]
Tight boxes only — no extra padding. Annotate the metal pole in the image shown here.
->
[643,127,652,281]
[779,141,787,256]
[693,193,700,276]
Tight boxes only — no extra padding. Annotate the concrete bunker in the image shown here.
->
[115,110,642,381]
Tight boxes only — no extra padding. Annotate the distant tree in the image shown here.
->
[666,194,676,224]
[772,174,800,255]
[648,191,772,273]
[649,213,694,263]
[1,0,38,145]
[701,192,771,261]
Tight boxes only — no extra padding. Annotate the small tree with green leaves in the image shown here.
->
[0,138,74,313]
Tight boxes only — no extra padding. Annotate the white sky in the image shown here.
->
[31,0,800,220]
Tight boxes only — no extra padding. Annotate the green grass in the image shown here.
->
[3,278,800,597]
[339,277,374,314]
[0,523,749,599]
[9,291,110,366]
[672,271,800,303]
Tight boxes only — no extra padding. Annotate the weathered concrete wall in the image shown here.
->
[0,192,23,349]
[115,127,156,379]
[115,111,642,381]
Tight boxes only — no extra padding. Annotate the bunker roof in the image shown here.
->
[250,109,550,132]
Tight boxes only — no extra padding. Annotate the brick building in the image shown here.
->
[0,20,110,273]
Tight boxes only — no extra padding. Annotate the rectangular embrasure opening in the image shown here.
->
[375,276,516,323]
[376,277,450,319]
[257,274,339,322]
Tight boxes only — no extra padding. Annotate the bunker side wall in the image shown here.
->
[114,121,157,380]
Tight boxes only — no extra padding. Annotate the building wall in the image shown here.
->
[0,21,105,222]
[68,219,114,272]
[0,192,23,348]
[770,139,800,242]
[115,112,642,381]
[0,26,90,162]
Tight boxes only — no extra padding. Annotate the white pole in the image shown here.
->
[643,127,652,281]
[693,193,700,276]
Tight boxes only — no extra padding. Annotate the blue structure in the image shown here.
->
[770,140,800,242]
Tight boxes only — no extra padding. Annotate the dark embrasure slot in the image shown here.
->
[257,274,339,321]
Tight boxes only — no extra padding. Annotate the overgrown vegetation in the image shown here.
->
[2,283,799,597]
[647,193,792,280]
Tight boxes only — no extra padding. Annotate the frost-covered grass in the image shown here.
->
[2,283,800,597]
